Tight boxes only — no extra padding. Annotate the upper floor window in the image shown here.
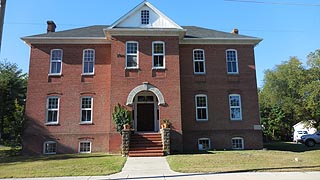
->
[126,41,139,69]
[50,49,62,75]
[226,49,238,74]
[193,49,206,74]
[232,137,244,150]
[198,138,211,151]
[46,96,59,124]
[83,49,95,75]
[81,97,93,124]
[195,94,208,121]
[152,41,165,69]
[43,141,57,155]
[141,10,150,24]
[229,94,242,120]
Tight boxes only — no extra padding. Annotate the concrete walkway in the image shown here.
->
[1,157,320,180]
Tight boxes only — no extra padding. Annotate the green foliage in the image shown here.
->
[260,49,320,140]
[112,103,132,134]
[0,60,27,147]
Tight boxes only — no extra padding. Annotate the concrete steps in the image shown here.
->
[129,133,164,157]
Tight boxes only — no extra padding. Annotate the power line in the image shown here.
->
[224,0,320,6]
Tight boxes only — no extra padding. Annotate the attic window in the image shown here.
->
[141,10,149,24]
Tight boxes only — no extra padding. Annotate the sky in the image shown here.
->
[0,0,319,87]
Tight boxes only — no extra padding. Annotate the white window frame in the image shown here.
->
[82,49,95,75]
[232,137,244,150]
[43,141,57,155]
[79,141,91,153]
[141,10,150,25]
[46,96,59,125]
[198,138,211,150]
[229,94,242,120]
[193,49,206,74]
[80,96,93,124]
[226,49,239,74]
[152,41,165,69]
[195,94,208,121]
[126,41,139,69]
[49,49,63,75]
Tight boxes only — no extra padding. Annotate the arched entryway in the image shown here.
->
[126,83,165,132]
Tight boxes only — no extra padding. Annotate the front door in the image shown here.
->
[137,104,154,131]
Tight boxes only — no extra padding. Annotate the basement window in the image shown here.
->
[43,141,57,155]
[79,141,91,153]
[198,138,210,150]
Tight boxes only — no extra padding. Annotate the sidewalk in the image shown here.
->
[1,157,320,180]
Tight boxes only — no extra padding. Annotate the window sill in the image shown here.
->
[48,73,62,77]
[82,73,95,76]
[79,151,91,154]
[227,72,239,75]
[230,119,242,121]
[125,67,140,70]
[196,119,208,122]
[152,67,166,70]
[44,152,57,155]
[80,122,94,125]
[45,122,59,126]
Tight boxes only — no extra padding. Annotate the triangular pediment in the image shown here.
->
[108,1,182,29]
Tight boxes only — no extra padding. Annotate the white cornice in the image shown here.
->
[104,28,187,39]
[21,37,110,46]
[180,38,263,46]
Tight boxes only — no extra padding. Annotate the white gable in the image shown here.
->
[108,1,182,29]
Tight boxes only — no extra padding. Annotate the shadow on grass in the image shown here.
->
[0,148,114,164]
[264,141,320,152]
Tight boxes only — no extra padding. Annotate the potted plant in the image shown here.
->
[112,103,132,134]
[161,119,170,129]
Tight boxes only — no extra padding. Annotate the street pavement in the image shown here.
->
[1,157,320,180]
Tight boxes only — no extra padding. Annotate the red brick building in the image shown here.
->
[22,1,263,155]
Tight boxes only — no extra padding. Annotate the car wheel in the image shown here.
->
[305,139,315,147]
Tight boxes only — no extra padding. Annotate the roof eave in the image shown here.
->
[180,38,263,46]
[21,37,110,46]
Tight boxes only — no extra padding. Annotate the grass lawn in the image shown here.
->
[0,147,126,178]
[167,142,320,173]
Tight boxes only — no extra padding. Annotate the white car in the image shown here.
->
[299,131,320,147]
[293,130,308,142]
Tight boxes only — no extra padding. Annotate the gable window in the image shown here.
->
[79,141,91,153]
[226,49,238,74]
[83,49,95,75]
[195,94,208,121]
[43,141,57,154]
[232,137,244,150]
[141,10,149,24]
[193,49,206,74]
[81,97,93,124]
[152,41,165,69]
[198,138,210,150]
[229,94,242,120]
[50,49,63,75]
[46,97,59,124]
[126,41,139,68]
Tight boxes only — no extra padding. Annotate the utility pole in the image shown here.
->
[0,0,6,53]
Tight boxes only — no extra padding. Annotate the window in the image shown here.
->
[229,94,242,120]
[46,97,59,124]
[232,137,244,150]
[152,41,165,69]
[43,141,57,154]
[195,94,208,121]
[193,49,206,74]
[81,97,93,123]
[79,141,91,153]
[126,42,139,68]
[198,138,210,150]
[226,49,238,74]
[50,49,62,75]
[141,10,149,24]
[83,49,95,75]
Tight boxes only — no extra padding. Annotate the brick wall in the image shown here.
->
[180,44,262,151]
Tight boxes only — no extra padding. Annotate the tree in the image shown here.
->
[259,49,320,141]
[0,60,27,147]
